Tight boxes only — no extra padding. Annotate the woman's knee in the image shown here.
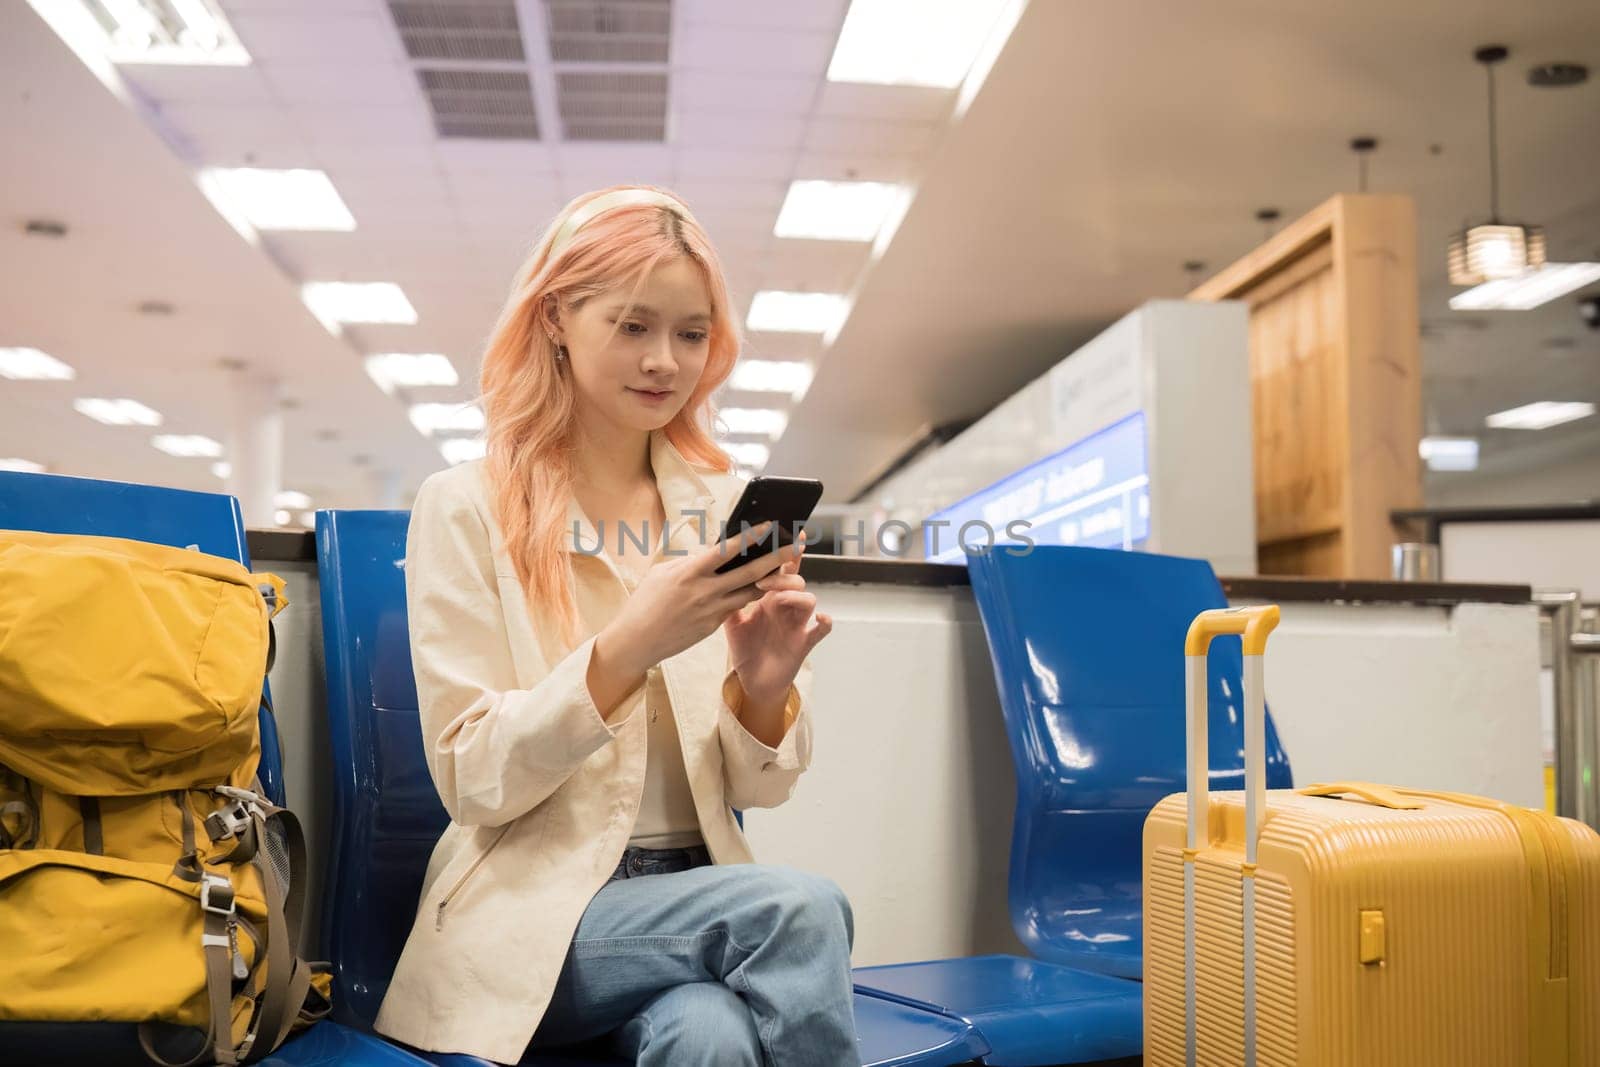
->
[744,866,854,951]
[624,981,761,1066]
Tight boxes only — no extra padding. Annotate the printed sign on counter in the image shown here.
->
[924,412,1150,563]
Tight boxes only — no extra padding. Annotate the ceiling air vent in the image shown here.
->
[388,0,526,63]
[557,70,667,141]
[545,0,671,63]
[418,68,540,140]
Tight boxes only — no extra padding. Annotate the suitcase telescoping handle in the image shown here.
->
[1182,604,1280,1067]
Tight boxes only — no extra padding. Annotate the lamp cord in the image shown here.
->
[1486,59,1500,223]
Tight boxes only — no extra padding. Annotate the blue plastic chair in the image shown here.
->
[853,545,1294,1066]
[0,471,424,1066]
[316,509,987,1066]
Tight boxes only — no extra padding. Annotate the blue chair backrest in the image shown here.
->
[966,545,1293,980]
[315,510,448,1029]
[0,471,286,805]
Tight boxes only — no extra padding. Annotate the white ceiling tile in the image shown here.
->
[759,241,870,293]
[257,58,420,105]
[310,139,438,175]
[791,151,922,184]
[227,13,404,63]
[803,117,939,157]
[737,332,827,362]
[673,146,794,181]
[557,143,676,181]
[673,26,836,77]
[434,140,560,176]
[293,103,436,147]
[671,111,808,151]
[159,102,314,164]
[669,179,787,215]
[122,63,279,106]
[680,0,849,31]
[672,71,818,115]
[815,82,956,124]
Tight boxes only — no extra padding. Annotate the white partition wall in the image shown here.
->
[866,299,1257,575]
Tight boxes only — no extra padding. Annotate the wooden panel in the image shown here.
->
[1335,197,1423,579]
[1248,243,1342,547]
[1190,194,1421,579]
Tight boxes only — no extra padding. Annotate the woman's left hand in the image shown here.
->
[723,530,832,707]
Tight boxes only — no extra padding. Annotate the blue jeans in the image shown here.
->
[528,846,859,1066]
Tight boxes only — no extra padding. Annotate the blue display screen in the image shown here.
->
[924,411,1150,563]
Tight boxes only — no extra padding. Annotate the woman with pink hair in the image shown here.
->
[372,186,857,1066]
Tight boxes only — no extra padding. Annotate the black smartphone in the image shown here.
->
[713,476,824,575]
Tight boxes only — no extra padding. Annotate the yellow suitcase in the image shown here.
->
[1143,605,1600,1067]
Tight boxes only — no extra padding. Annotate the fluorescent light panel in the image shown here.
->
[1418,436,1479,472]
[0,347,76,380]
[440,438,487,465]
[747,291,849,335]
[90,0,250,65]
[828,0,1012,87]
[410,403,486,436]
[199,168,355,232]
[302,282,418,329]
[152,434,223,458]
[719,408,789,438]
[1485,401,1596,431]
[727,360,814,398]
[775,181,908,242]
[367,353,459,394]
[0,458,46,473]
[275,490,312,509]
[75,397,162,426]
[211,461,231,479]
[1449,262,1600,311]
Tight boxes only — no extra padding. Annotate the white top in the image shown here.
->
[632,666,704,849]
[612,543,704,850]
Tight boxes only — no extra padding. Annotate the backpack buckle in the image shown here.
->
[199,874,236,917]
[205,801,253,843]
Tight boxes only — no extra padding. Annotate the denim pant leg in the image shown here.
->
[530,863,859,1067]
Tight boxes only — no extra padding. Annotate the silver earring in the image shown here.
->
[555,345,568,361]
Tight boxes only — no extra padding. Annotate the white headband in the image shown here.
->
[547,189,696,259]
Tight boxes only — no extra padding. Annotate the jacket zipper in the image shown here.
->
[434,825,512,930]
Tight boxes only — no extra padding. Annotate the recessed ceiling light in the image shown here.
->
[198,168,355,232]
[274,509,292,526]
[301,282,418,331]
[410,403,486,436]
[747,291,849,335]
[152,434,224,458]
[1484,401,1596,430]
[48,0,252,65]
[440,438,487,465]
[827,0,1014,88]
[0,458,46,474]
[718,408,789,438]
[774,181,909,242]
[74,397,162,426]
[274,489,312,510]
[727,360,814,399]
[1418,436,1479,471]
[0,347,76,381]
[1448,262,1600,311]
[366,353,460,394]
[211,461,231,479]
[722,442,771,468]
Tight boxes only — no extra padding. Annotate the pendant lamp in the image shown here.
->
[1447,45,1546,285]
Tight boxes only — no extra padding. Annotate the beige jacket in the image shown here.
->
[372,430,814,1063]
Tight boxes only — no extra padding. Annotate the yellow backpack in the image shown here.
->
[0,530,330,1065]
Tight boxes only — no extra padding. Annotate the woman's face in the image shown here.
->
[559,255,713,436]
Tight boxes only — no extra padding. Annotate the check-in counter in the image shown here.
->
[253,533,1539,967]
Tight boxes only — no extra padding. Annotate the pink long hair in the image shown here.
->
[480,185,738,649]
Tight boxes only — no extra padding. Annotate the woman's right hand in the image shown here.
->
[588,523,800,713]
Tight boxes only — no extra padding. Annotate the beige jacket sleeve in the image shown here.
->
[405,472,642,827]
[717,656,815,810]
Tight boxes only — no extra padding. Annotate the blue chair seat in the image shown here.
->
[856,956,1141,1066]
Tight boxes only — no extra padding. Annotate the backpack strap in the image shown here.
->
[137,872,244,1067]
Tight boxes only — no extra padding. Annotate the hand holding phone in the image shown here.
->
[713,476,824,575]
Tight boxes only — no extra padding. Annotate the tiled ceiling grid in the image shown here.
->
[121,0,966,468]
